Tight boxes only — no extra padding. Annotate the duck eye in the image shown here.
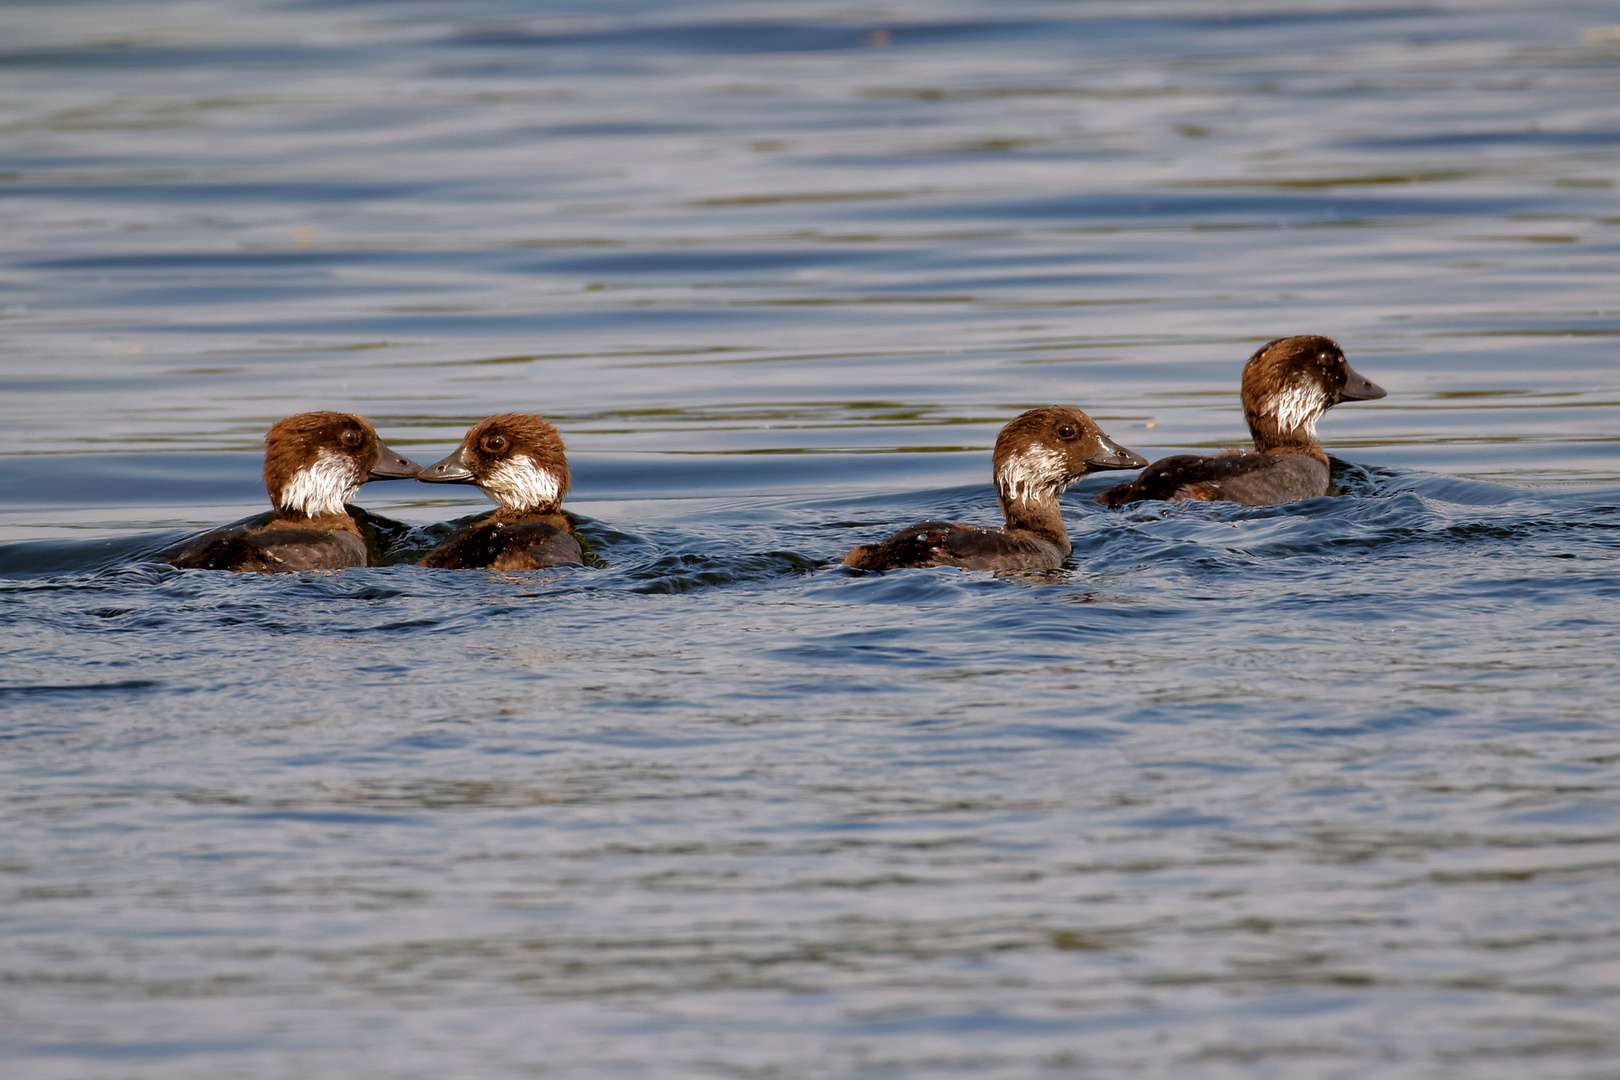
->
[1057,424,1076,440]
[481,434,508,454]
[340,428,362,448]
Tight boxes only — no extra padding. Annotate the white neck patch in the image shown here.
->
[278,450,360,517]
[996,446,1066,506]
[1268,379,1329,437]
[481,455,561,511]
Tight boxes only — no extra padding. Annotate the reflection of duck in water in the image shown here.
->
[1098,335,1386,508]
[417,414,583,570]
[843,406,1146,572]
[172,412,421,572]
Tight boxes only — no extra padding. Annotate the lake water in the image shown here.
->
[3,1,1620,1076]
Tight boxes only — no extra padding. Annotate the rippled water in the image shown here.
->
[4,2,1620,1076]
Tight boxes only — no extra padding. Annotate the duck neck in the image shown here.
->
[1250,424,1329,465]
[997,491,1071,552]
[262,510,360,534]
[1245,395,1330,466]
[486,504,570,530]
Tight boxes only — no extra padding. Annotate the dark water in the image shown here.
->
[4,2,1620,1076]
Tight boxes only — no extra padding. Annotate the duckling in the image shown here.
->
[172,412,420,572]
[417,414,583,570]
[844,406,1146,572]
[1098,335,1385,507]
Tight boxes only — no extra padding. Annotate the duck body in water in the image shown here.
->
[843,406,1146,572]
[416,414,584,570]
[171,412,421,572]
[1098,335,1386,508]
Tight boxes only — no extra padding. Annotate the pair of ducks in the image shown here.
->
[171,414,578,572]
[172,335,1386,575]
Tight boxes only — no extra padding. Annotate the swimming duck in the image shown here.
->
[1097,335,1385,507]
[171,411,421,572]
[416,413,583,570]
[843,406,1146,572]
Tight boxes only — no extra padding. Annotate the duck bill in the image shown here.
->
[416,446,477,484]
[1087,434,1149,471]
[1339,364,1387,402]
[368,439,422,480]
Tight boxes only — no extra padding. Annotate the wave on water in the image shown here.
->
[3,463,1614,598]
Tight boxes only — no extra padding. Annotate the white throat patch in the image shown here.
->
[997,446,1066,505]
[1268,379,1329,437]
[481,455,561,511]
[278,450,360,517]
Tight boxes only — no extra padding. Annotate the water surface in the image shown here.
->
[3,2,1620,1076]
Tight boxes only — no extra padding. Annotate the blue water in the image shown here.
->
[4,2,1620,1076]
